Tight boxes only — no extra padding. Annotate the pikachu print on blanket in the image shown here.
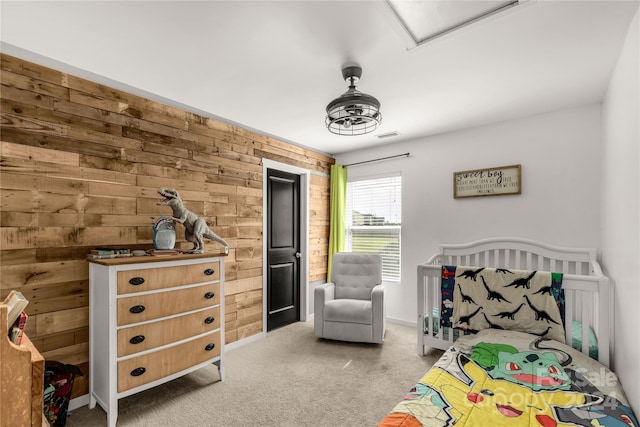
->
[390,351,601,427]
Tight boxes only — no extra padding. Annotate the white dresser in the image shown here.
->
[88,254,225,427]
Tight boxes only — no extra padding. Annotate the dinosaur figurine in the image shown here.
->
[157,188,230,254]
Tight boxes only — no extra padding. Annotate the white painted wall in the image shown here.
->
[602,9,639,412]
[335,104,602,328]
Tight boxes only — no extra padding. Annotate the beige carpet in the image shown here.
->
[66,320,443,427]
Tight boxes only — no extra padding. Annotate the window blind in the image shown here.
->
[346,175,402,282]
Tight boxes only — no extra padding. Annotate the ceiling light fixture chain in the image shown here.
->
[325,64,382,136]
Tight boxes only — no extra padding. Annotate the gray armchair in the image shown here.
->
[314,253,386,344]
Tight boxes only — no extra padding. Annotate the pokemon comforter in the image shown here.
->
[378,329,637,427]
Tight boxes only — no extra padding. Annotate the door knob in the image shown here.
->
[295,252,302,259]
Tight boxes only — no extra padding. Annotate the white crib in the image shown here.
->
[417,237,612,367]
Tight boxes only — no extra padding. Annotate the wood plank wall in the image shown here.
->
[0,53,333,399]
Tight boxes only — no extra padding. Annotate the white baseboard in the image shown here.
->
[69,394,90,411]
[386,316,417,328]
[225,331,266,352]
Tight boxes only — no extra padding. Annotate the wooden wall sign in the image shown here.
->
[453,164,521,199]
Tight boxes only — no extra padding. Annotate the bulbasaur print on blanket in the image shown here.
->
[440,266,566,343]
[378,330,638,427]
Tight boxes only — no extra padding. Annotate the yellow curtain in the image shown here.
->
[327,164,347,282]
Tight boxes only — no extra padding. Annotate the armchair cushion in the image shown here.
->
[332,253,382,300]
[324,299,372,324]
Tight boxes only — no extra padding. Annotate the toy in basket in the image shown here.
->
[43,361,83,426]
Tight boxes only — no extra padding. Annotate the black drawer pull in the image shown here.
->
[205,343,215,351]
[130,367,146,377]
[204,268,215,276]
[129,277,145,286]
[129,305,145,314]
[204,292,215,299]
[204,316,215,324]
[129,335,145,345]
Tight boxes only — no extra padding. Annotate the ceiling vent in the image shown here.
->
[377,131,400,139]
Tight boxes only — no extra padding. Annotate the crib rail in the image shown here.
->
[425,237,600,275]
[417,238,611,367]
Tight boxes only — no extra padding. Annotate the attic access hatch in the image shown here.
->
[386,0,530,48]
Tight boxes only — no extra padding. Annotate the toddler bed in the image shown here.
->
[377,238,638,427]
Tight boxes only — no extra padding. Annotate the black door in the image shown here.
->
[266,169,301,331]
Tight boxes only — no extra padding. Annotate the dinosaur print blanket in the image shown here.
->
[378,329,638,427]
[441,266,566,344]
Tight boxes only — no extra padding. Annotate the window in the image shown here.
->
[346,174,401,282]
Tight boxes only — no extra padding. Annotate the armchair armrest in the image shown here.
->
[371,284,385,306]
[315,282,336,302]
[371,284,386,343]
[314,282,335,337]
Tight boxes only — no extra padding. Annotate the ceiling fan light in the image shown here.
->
[325,65,382,136]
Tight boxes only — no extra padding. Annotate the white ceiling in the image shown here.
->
[1,1,638,156]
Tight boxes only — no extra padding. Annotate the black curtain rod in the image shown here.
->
[344,152,410,167]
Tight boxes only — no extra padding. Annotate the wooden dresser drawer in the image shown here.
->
[117,283,220,326]
[117,261,220,294]
[117,331,220,393]
[117,307,220,357]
